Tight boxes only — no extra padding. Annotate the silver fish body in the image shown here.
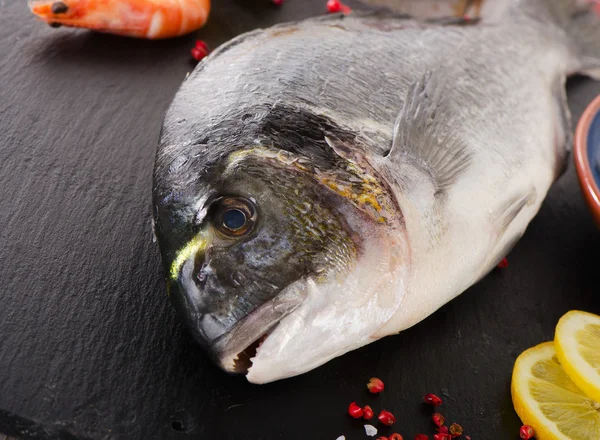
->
[153,0,600,383]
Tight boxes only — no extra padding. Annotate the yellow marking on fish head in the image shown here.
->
[316,169,391,223]
[169,230,208,281]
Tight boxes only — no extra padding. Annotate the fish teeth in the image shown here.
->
[251,333,270,360]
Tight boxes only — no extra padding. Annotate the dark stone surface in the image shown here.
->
[1,0,599,439]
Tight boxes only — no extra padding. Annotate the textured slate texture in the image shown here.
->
[1,0,600,439]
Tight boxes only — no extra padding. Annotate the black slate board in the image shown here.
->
[1,0,600,439]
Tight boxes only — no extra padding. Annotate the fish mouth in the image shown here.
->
[227,329,274,374]
[209,279,307,376]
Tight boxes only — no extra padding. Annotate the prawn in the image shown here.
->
[28,0,211,39]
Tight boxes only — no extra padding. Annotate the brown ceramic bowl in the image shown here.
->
[574,95,600,228]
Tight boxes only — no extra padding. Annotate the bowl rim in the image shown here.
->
[574,94,600,214]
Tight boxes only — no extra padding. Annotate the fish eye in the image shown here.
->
[223,209,246,230]
[214,197,256,237]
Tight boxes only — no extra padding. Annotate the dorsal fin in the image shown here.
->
[386,69,472,195]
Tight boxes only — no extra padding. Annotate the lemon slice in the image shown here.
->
[555,310,600,403]
[512,341,600,440]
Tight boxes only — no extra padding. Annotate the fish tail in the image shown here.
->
[513,0,600,79]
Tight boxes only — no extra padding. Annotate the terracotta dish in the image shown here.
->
[574,94,600,228]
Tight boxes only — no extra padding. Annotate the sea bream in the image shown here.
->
[153,0,600,383]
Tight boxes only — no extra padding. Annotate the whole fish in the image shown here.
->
[153,0,600,383]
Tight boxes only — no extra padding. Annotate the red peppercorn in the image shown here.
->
[272,0,283,4]
[190,48,205,61]
[326,0,340,12]
[520,425,535,439]
[437,426,449,434]
[363,405,374,420]
[378,410,396,426]
[497,257,509,269]
[449,423,463,437]
[326,0,351,14]
[389,434,403,440]
[348,402,364,419]
[367,377,385,393]
[415,436,429,440]
[190,40,210,62]
[424,393,443,407]
[194,40,208,52]
[432,413,445,427]
[433,434,451,440]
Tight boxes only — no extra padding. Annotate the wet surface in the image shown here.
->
[1,0,600,438]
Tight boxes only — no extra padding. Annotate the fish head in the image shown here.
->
[154,145,409,384]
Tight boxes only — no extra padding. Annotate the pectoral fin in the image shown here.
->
[386,69,472,197]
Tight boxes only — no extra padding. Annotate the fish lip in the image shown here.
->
[210,279,307,375]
